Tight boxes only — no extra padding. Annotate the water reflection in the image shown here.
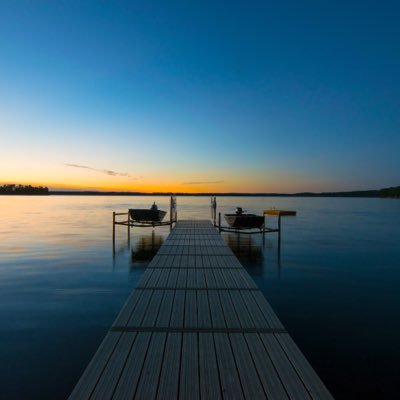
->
[223,233,264,275]
[130,231,164,264]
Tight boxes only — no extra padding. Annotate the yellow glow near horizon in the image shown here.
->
[0,152,334,193]
[1,170,325,193]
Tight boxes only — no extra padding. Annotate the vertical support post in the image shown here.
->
[214,197,217,226]
[170,195,173,231]
[112,211,116,256]
[170,196,172,223]
[127,211,130,244]
[263,214,265,245]
[278,214,282,251]
[218,212,221,233]
[211,196,217,226]
[211,197,213,224]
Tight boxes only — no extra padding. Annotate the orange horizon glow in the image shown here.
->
[1,180,282,194]
[0,175,337,194]
[0,157,356,194]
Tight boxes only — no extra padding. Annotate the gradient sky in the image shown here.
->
[1,1,399,193]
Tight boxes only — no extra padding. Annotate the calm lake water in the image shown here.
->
[0,195,399,399]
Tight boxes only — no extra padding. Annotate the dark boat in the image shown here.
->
[224,207,264,229]
[129,202,167,223]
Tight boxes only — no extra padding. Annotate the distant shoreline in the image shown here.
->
[1,185,399,198]
[50,190,399,198]
[1,192,399,198]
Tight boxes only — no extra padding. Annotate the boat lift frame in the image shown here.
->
[112,196,177,251]
[211,196,296,247]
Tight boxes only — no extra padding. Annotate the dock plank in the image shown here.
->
[134,333,167,399]
[90,333,136,400]
[245,333,289,399]
[126,290,152,327]
[230,333,266,399]
[199,333,222,399]
[155,290,175,328]
[260,334,312,399]
[229,291,256,329]
[156,333,182,399]
[184,290,197,328]
[179,333,200,399]
[214,333,244,399]
[141,290,164,327]
[113,291,143,327]
[197,290,212,328]
[276,334,334,399]
[169,290,185,328]
[111,332,151,400]
[208,291,226,329]
[69,332,121,400]
[219,291,241,329]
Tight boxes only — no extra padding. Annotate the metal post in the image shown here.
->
[278,214,282,251]
[212,197,217,226]
[214,197,217,226]
[218,212,221,233]
[112,212,116,256]
[263,214,265,245]
[170,196,173,231]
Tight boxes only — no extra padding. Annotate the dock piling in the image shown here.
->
[112,212,116,254]
[127,211,131,243]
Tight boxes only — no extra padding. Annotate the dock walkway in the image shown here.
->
[70,220,333,399]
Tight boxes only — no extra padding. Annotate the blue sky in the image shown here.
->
[1,1,399,192]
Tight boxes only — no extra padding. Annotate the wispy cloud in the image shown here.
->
[182,180,224,185]
[65,163,138,179]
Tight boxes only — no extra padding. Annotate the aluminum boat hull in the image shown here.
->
[129,209,167,223]
[224,214,264,229]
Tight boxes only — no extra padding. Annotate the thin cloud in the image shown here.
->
[182,180,224,185]
[65,163,138,179]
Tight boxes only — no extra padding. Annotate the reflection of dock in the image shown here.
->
[224,233,264,265]
[70,220,333,399]
[112,196,177,256]
[131,232,164,262]
[211,197,297,252]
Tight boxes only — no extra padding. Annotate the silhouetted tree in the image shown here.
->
[0,184,49,195]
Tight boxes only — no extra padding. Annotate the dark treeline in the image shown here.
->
[2,185,399,197]
[294,186,400,198]
[50,186,400,198]
[0,184,49,195]
[379,186,400,198]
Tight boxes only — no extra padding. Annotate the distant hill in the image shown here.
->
[293,186,400,198]
[379,186,400,198]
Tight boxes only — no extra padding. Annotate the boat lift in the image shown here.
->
[112,196,177,253]
[211,196,296,247]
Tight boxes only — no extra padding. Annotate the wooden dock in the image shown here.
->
[70,220,333,399]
